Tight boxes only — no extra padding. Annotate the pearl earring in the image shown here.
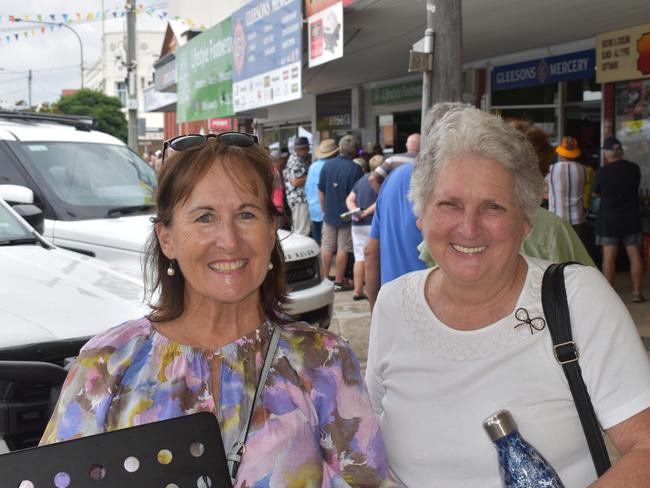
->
[167,260,176,276]
[268,262,274,270]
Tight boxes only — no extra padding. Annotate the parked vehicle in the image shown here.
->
[0,112,333,328]
[0,197,150,450]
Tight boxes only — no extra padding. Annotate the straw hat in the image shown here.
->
[315,139,339,159]
[555,136,581,159]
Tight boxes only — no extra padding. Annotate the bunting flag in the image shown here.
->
[0,7,206,45]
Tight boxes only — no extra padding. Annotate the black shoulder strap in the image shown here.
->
[541,262,611,477]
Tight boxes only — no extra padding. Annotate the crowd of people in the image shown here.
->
[39,106,650,488]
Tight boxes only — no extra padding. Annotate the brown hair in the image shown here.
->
[507,119,555,176]
[144,139,290,324]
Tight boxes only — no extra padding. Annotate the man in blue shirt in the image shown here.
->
[365,163,427,309]
[318,135,364,290]
[305,139,339,245]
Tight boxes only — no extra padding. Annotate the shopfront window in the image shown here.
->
[377,114,394,154]
[261,123,312,153]
[491,84,558,106]
[566,78,602,102]
[615,79,650,189]
[493,107,558,140]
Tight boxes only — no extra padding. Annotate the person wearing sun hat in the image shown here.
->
[593,136,645,303]
[305,139,339,245]
[546,136,588,243]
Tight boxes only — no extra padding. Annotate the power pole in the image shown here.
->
[420,1,435,133]
[430,0,462,104]
[126,2,138,151]
[28,69,32,108]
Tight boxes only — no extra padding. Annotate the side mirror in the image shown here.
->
[13,204,44,234]
[0,184,34,204]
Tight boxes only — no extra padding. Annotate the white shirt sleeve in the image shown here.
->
[564,264,650,430]
[366,300,386,418]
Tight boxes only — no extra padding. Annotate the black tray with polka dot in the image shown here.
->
[1,412,232,488]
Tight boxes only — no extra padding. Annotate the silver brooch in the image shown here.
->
[514,307,546,335]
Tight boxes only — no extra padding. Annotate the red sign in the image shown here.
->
[305,0,352,17]
[638,32,650,75]
[209,118,233,131]
[310,18,323,60]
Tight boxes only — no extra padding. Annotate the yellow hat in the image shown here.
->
[556,136,581,159]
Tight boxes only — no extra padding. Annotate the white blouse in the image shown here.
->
[366,255,650,488]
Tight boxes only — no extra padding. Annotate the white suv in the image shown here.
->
[0,112,333,328]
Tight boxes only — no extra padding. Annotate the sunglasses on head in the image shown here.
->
[162,132,259,163]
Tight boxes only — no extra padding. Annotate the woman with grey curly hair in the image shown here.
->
[366,106,650,487]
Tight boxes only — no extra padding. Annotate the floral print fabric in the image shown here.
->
[41,317,393,487]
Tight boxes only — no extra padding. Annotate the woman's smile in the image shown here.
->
[450,243,487,255]
[207,259,249,273]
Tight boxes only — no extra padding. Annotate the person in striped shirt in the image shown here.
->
[545,136,588,243]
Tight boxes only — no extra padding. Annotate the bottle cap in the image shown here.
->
[483,410,517,441]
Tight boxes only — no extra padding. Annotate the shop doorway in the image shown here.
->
[564,103,602,263]
[564,104,601,168]
[377,110,420,156]
[393,111,420,154]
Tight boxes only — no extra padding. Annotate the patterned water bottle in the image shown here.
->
[483,410,565,488]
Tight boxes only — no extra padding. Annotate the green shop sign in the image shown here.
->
[176,18,233,123]
[372,81,423,105]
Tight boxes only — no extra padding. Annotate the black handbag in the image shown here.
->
[541,262,612,477]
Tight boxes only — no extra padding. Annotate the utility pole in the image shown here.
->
[431,0,462,104]
[28,69,32,108]
[126,2,138,151]
[420,1,435,133]
[418,0,463,133]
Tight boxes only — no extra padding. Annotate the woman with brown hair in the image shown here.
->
[41,133,394,487]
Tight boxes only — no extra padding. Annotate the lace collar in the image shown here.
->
[403,256,547,361]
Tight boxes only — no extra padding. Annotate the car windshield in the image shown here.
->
[0,201,32,241]
[18,141,157,219]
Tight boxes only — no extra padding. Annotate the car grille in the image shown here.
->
[285,256,321,292]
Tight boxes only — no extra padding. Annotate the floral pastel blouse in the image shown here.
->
[41,317,394,487]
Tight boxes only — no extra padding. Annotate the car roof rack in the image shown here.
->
[0,111,96,132]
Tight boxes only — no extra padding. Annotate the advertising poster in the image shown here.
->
[596,22,650,84]
[176,18,233,123]
[308,1,343,68]
[231,0,302,112]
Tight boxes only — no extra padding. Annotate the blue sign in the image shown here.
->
[492,50,596,91]
[231,0,302,111]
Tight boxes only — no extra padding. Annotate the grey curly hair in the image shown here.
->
[409,105,544,220]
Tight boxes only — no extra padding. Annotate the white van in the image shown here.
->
[0,112,333,328]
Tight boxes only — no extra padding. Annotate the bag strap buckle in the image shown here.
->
[554,340,579,365]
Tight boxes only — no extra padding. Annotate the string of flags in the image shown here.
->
[0,5,206,44]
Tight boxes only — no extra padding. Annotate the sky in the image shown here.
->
[0,1,168,108]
